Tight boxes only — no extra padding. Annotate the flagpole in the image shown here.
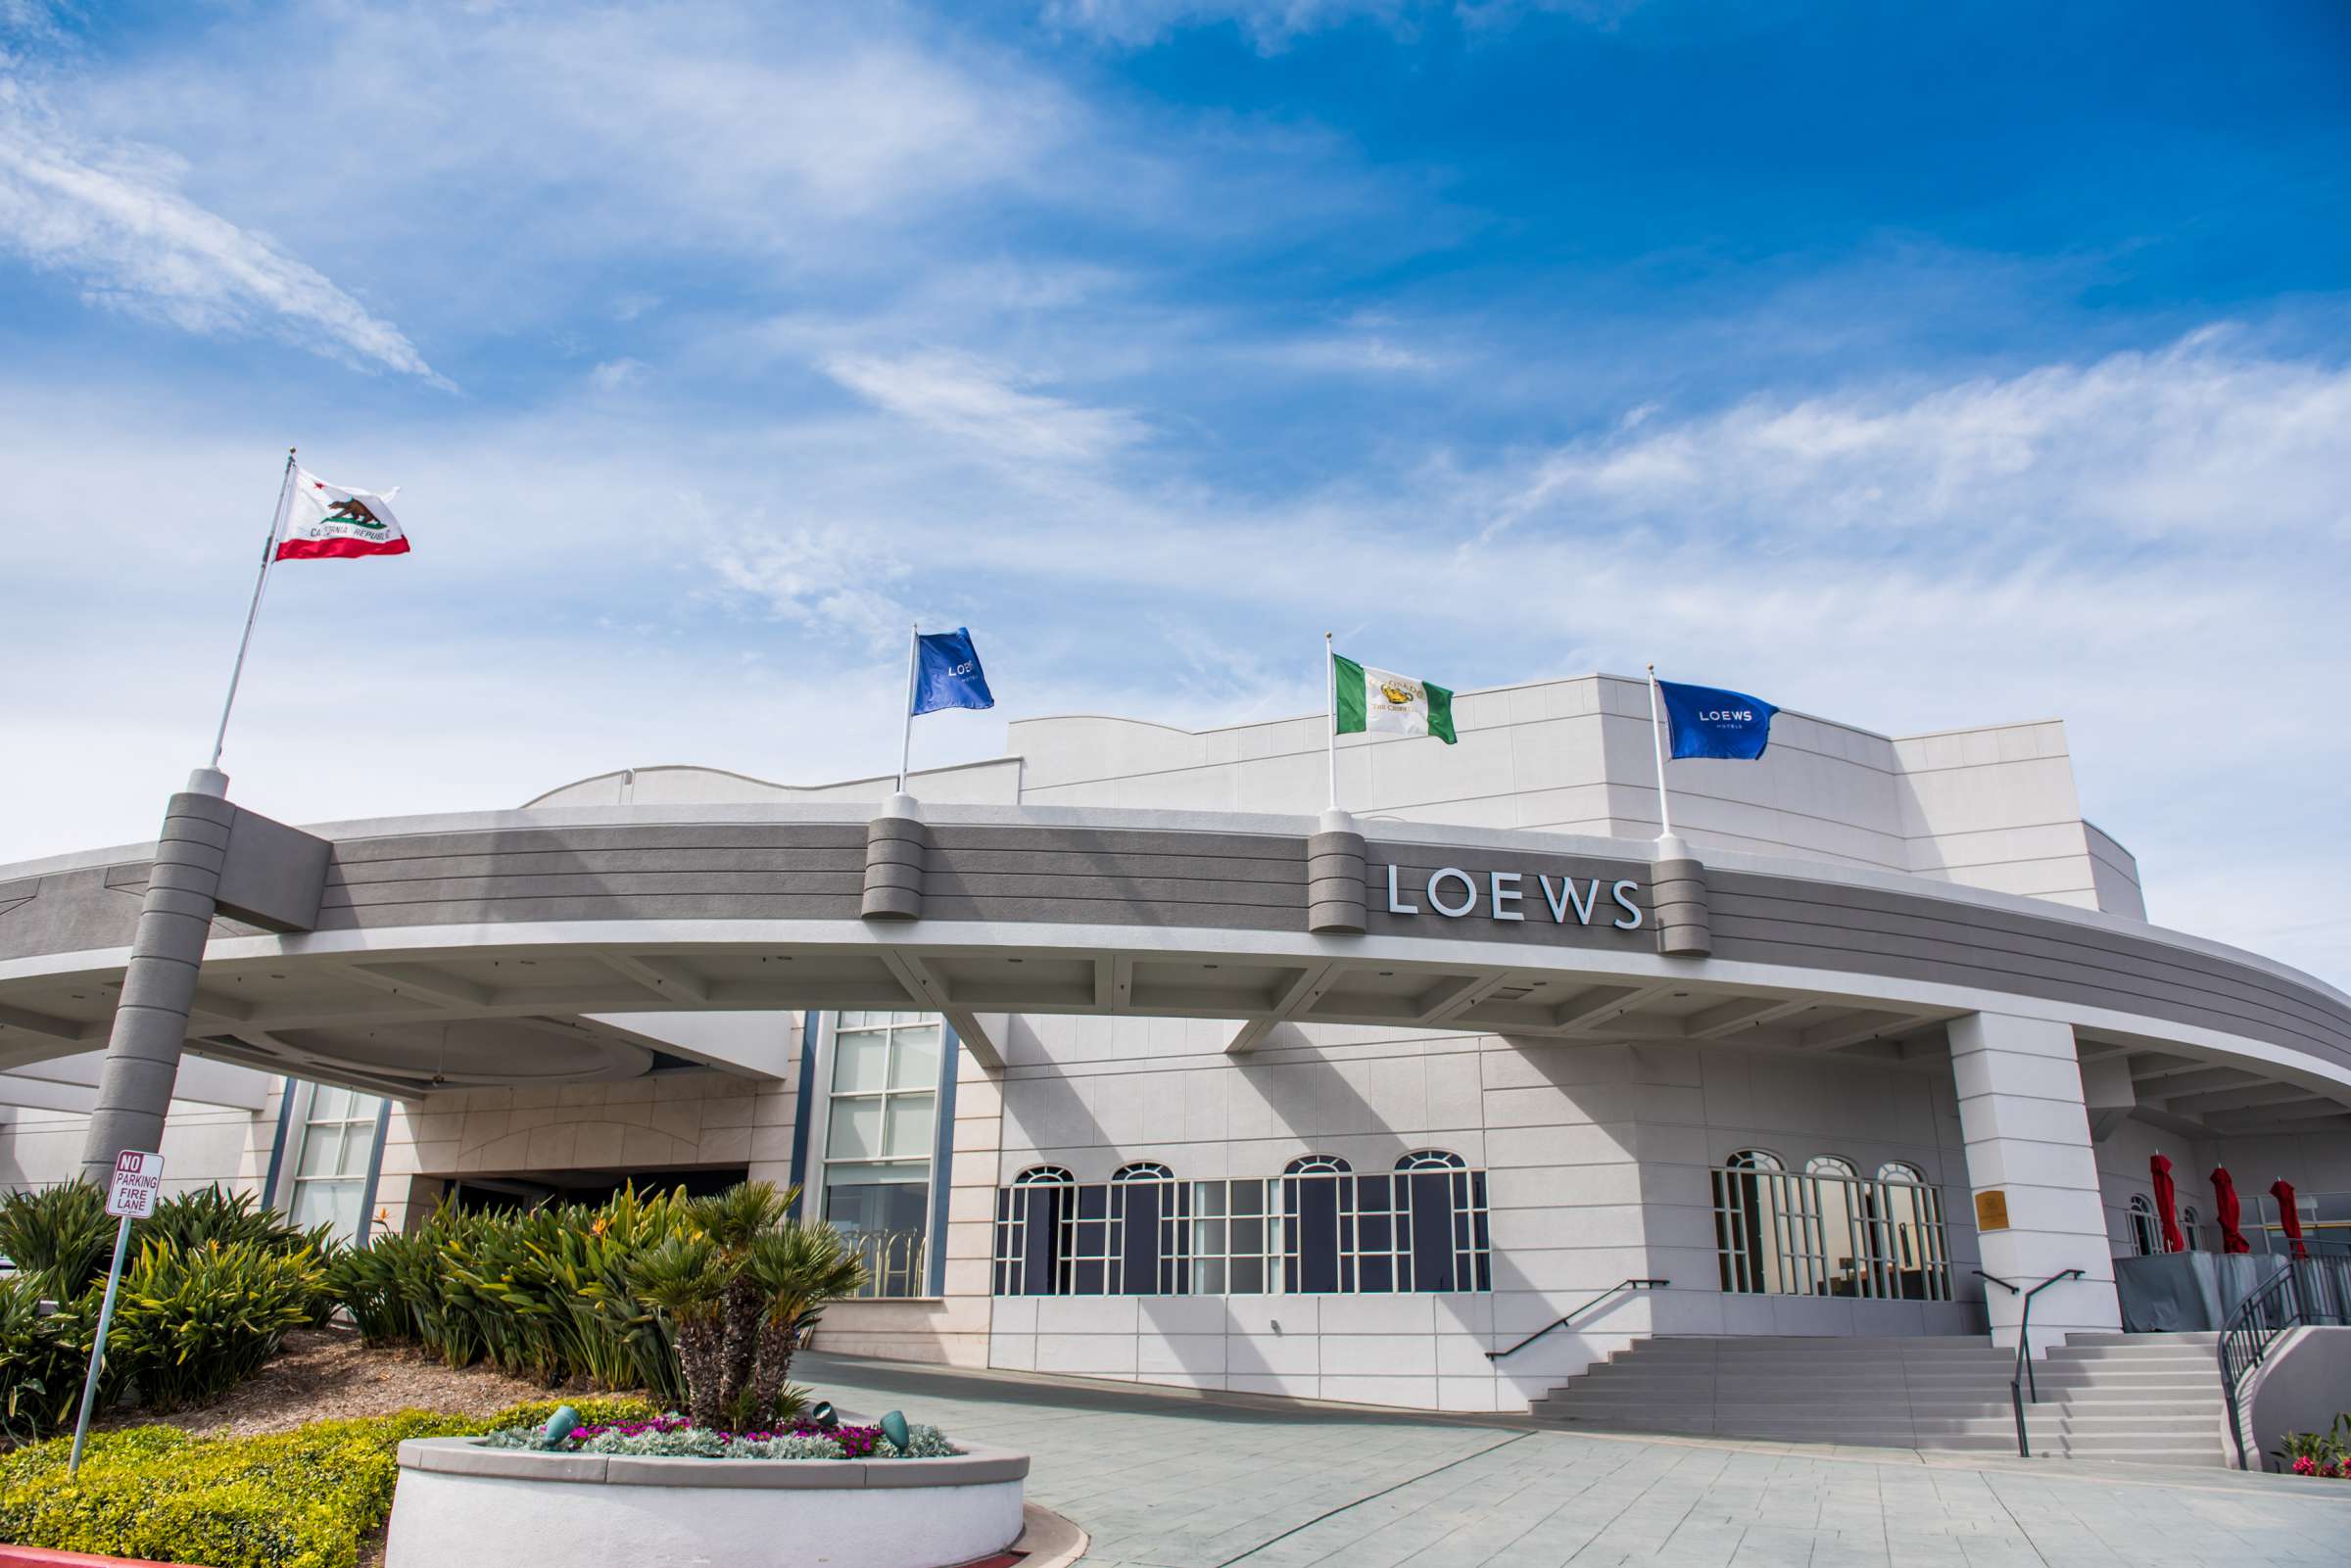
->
[895,622,921,796]
[1324,633,1338,812]
[1646,663,1673,840]
[207,449,298,773]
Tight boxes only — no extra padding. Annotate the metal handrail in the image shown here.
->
[1974,1266,2083,1457]
[2219,1253,2351,1470]
[1486,1278,1668,1359]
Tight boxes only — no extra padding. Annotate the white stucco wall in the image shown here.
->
[981,1018,1986,1412]
[0,1091,276,1197]
[1006,674,2140,917]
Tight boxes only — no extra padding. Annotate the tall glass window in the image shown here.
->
[286,1083,384,1242]
[823,1012,943,1297]
[1713,1150,1950,1301]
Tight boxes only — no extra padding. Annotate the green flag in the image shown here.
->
[1333,653,1456,744]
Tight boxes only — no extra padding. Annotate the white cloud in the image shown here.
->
[821,350,1148,465]
[1043,0,1413,48]
[1040,0,1645,48]
[0,81,442,379]
[588,357,647,393]
[1469,327,2351,549]
[703,521,915,652]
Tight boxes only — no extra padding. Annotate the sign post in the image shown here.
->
[69,1150,164,1476]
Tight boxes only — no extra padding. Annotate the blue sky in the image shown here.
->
[2,1,2347,979]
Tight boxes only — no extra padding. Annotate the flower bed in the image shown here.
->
[387,1422,1029,1568]
[475,1410,958,1459]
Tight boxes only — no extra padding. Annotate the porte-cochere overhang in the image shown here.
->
[1,800,2347,1139]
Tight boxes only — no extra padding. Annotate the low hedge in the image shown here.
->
[0,1397,657,1568]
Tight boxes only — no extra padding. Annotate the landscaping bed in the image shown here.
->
[95,1329,554,1440]
[0,1175,935,1568]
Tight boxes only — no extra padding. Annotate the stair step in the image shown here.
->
[1530,1331,2230,1468]
[2062,1332,2223,1346]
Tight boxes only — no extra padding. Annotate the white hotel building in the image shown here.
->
[4,672,2347,1456]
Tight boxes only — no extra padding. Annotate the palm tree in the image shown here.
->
[627,1182,868,1431]
[628,1233,728,1429]
[687,1181,791,1421]
[744,1222,867,1424]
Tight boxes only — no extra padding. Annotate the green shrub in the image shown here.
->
[2276,1415,2351,1477]
[0,1398,661,1568]
[327,1186,694,1403]
[0,1277,93,1445]
[0,1183,113,1301]
[104,1239,324,1410]
[144,1187,337,1268]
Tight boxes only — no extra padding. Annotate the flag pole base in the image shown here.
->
[187,768,230,799]
[862,795,929,923]
[1308,809,1367,935]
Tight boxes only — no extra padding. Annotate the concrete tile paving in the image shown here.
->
[797,1354,2351,1568]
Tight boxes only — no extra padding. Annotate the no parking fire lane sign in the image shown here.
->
[106,1149,165,1218]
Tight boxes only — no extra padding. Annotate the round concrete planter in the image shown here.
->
[387,1437,1030,1568]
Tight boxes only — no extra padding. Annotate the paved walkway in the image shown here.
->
[798,1354,2351,1568]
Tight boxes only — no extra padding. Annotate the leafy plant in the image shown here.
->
[104,1239,324,1410]
[0,1278,91,1446]
[0,1182,113,1301]
[2275,1415,2351,1477]
[629,1233,729,1427]
[143,1186,336,1268]
[625,1181,865,1432]
[742,1221,864,1425]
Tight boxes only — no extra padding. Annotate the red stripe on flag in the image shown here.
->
[273,537,411,561]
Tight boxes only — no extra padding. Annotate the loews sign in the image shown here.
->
[1379,865,1643,929]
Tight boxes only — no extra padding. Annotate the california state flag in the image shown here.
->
[275,468,409,560]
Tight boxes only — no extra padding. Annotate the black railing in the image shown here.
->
[1487,1278,1667,1360]
[1974,1267,2082,1458]
[2220,1253,2351,1470]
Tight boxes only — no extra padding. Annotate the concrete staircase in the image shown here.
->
[1529,1332,2230,1466]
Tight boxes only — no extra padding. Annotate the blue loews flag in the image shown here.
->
[1657,678,1778,760]
[911,627,994,715]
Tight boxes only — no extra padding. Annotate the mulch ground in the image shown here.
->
[96,1325,558,1438]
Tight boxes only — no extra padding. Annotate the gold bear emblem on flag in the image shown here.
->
[326,497,389,530]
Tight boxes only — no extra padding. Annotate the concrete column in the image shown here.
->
[1946,1011,2122,1349]
[78,771,234,1183]
[1651,834,1710,957]
[1306,808,1367,934]
[861,792,928,923]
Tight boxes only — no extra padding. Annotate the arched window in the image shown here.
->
[1112,1162,1185,1294]
[1714,1152,1950,1301]
[1396,1151,1490,1293]
[1869,1163,1947,1301]
[1282,1155,1353,1293]
[2127,1194,2161,1258]
[1714,1150,1789,1295]
[2181,1205,2201,1254]
[1806,1157,1865,1297]
[994,1166,1074,1296]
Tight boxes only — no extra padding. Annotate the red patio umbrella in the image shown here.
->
[2212,1165,2252,1254]
[2271,1178,2308,1259]
[2150,1153,2186,1253]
